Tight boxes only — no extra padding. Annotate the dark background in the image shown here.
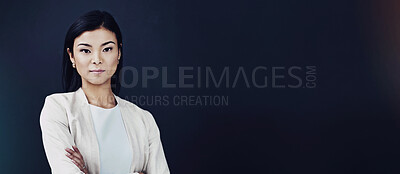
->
[1,0,400,173]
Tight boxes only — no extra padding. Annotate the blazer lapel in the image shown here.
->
[116,95,143,172]
[74,87,101,174]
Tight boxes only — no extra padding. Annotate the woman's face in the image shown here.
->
[67,27,121,87]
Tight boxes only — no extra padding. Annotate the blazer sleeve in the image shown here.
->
[39,95,84,174]
[143,110,170,174]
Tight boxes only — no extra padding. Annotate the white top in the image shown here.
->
[89,103,133,174]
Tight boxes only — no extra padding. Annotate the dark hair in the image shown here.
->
[62,10,123,95]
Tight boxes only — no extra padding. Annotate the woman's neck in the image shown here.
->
[81,82,116,109]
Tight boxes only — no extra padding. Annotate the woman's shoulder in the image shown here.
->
[40,91,77,123]
[46,90,75,99]
[41,88,91,112]
[116,96,156,123]
[43,90,77,106]
[116,96,150,114]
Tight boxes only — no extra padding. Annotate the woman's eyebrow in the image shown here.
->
[77,41,115,47]
[77,43,92,47]
[101,41,115,46]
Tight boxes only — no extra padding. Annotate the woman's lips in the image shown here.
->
[90,69,105,74]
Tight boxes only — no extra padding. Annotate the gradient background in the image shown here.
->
[1,0,400,173]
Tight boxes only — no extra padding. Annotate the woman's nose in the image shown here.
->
[91,53,102,64]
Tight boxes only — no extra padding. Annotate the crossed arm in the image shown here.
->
[64,146,145,174]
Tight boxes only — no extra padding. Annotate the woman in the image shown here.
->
[39,10,170,174]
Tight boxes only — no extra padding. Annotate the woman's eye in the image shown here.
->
[80,49,91,54]
[103,47,113,52]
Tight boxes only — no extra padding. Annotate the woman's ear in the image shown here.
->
[118,43,122,60]
[67,48,75,64]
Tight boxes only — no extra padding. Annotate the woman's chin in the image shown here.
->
[86,79,109,86]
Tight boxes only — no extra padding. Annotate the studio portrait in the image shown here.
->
[2,0,400,174]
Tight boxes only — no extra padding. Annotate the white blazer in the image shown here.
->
[39,87,170,174]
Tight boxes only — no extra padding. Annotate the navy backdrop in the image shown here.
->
[1,0,399,173]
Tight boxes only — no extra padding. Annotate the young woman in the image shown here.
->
[39,10,170,174]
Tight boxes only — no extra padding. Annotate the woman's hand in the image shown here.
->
[65,145,89,174]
